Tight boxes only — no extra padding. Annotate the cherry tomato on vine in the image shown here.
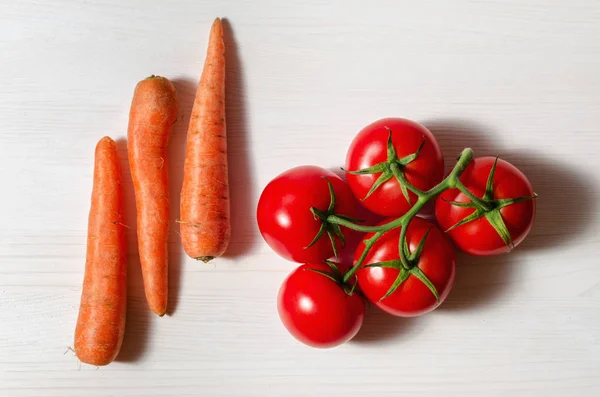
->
[277,262,365,348]
[435,157,536,256]
[345,118,444,217]
[257,166,357,263]
[356,217,455,317]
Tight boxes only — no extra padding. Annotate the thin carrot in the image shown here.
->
[127,75,179,316]
[180,18,230,262]
[74,136,127,366]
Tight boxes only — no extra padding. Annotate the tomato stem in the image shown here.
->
[390,162,425,198]
[326,215,392,233]
[343,230,384,283]
[339,148,475,283]
[454,179,492,211]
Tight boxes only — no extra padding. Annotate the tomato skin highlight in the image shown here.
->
[257,166,357,263]
[356,217,455,317]
[435,157,536,256]
[277,263,365,348]
[345,118,444,217]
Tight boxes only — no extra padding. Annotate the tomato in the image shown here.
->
[435,157,536,256]
[257,166,357,263]
[356,217,455,317]
[345,118,444,217]
[277,263,365,348]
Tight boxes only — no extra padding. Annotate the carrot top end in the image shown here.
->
[197,256,215,263]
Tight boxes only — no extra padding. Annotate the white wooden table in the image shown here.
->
[1,1,599,396]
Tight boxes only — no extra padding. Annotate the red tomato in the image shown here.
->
[435,157,536,256]
[346,118,444,217]
[257,166,357,263]
[277,263,365,348]
[356,217,455,317]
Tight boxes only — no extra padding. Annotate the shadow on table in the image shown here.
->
[353,305,422,345]
[164,77,197,316]
[114,138,152,363]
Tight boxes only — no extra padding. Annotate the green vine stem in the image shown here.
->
[453,179,491,211]
[308,139,536,301]
[334,147,475,284]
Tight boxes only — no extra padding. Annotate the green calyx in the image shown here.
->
[364,227,440,302]
[346,127,426,205]
[306,178,361,258]
[307,260,359,296]
[445,156,538,250]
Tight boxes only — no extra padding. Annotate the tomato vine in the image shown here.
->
[309,130,537,301]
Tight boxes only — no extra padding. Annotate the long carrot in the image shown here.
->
[74,136,127,366]
[127,76,179,316]
[180,18,230,262]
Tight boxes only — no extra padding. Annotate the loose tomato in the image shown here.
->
[345,118,444,217]
[257,166,357,263]
[356,217,455,317]
[277,263,365,348]
[435,157,536,256]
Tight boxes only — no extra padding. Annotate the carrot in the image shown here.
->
[180,18,230,262]
[127,75,179,316]
[74,136,127,366]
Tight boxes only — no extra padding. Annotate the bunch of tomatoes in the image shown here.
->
[257,118,537,348]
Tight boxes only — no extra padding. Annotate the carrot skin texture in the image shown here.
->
[74,136,127,366]
[127,76,179,316]
[180,18,230,261]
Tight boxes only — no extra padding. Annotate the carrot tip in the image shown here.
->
[197,256,215,263]
[149,305,167,317]
[99,136,115,144]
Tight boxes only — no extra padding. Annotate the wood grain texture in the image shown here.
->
[1,0,599,396]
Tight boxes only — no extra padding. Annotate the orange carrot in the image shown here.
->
[180,18,230,262]
[127,76,179,316]
[74,136,127,366]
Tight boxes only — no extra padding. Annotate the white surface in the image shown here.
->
[1,0,599,396]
